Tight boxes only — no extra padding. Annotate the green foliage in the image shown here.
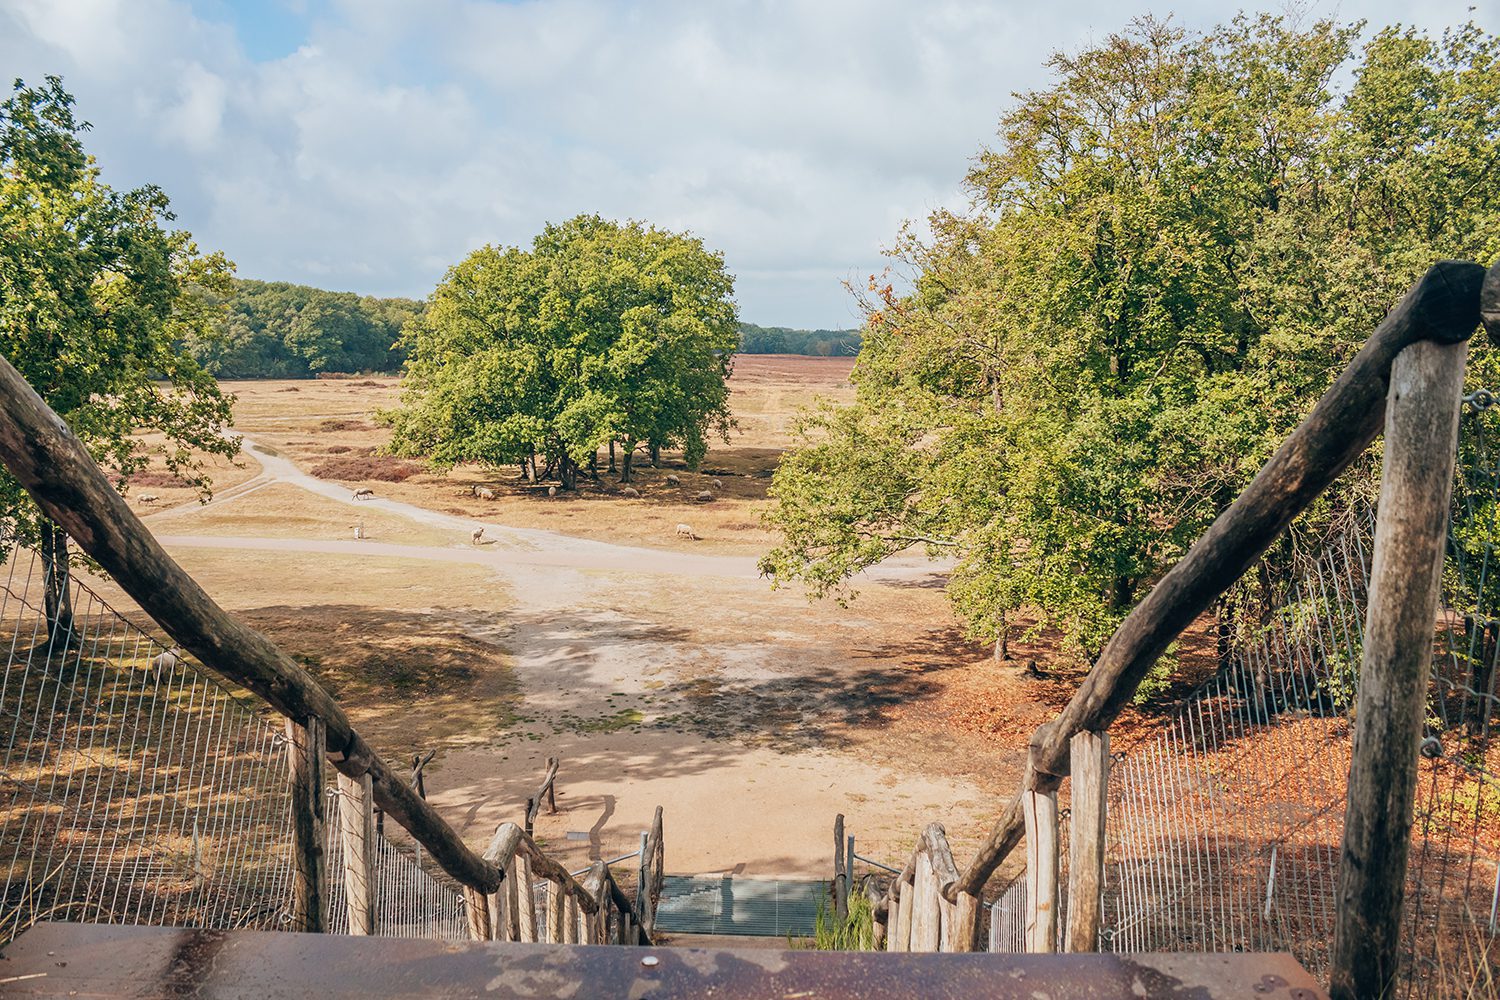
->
[738,322,861,356]
[180,278,422,378]
[0,76,238,535]
[796,889,876,951]
[762,16,1500,667]
[386,214,739,487]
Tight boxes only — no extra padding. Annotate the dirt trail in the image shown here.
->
[146,433,978,876]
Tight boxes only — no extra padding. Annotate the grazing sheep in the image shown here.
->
[138,494,159,505]
[694,490,714,503]
[547,486,558,497]
[471,527,485,545]
[621,487,641,499]
[150,646,183,682]
[666,474,681,486]
[352,487,374,501]
[473,486,496,500]
[675,523,698,540]
[710,478,723,490]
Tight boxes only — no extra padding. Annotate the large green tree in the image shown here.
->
[0,77,239,633]
[762,17,1500,677]
[387,214,738,488]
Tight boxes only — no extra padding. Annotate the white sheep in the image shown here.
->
[621,487,641,499]
[694,490,714,503]
[139,494,159,505]
[710,478,724,490]
[471,527,485,545]
[547,486,558,497]
[150,646,183,682]
[666,474,681,486]
[473,486,496,500]
[352,487,374,501]
[675,523,698,540]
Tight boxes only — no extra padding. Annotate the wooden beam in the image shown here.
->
[1065,732,1109,952]
[893,872,915,952]
[285,717,327,933]
[516,854,537,943]
[912,852,940,952]
[1023,789,1059,953]
[0,353,505,895]
[1331,336,1468,1000]
[833,813,848,922]
[336,772,376,935]
[955,259,1486,899]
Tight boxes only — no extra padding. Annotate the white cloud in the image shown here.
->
[1,0,1495,326]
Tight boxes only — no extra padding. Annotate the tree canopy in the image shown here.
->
[0,77,240,627]
[386,214,739,487]
[761,16,1500,677]
[180,278,422,378]
[737,322,861,356]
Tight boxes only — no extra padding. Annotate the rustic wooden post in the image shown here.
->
[547,881,566,943]
[464,886,492,940]
[336,771,376,935]
[545,756,559,814]
[833,813,848,922]
[1065,731,1109,952]
[284,716,327,932]
[1023,788,1059,953]
[1331,336,1468,1000]
[563,891,580,944]
[912,851,940,952]
[952,891,980,953]
[517,854,538,943]
[883,879,901,952]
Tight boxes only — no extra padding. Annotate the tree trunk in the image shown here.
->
[559,457,577,491]
[608,440,616,474]
[525,450,537,483]
[620,442,635,483]
[648,442,660,467]
[40,521,73,644]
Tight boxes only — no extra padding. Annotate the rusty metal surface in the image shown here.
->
[0,922,1329,999]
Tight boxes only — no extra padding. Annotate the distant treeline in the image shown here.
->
[180,279,423,378]
[737,322,861,356]
[181,280,860,378]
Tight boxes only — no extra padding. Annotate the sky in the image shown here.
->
[2,0,1497,328]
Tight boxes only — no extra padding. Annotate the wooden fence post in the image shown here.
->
[833,813,848,922]
[1023,788,1059,953]
[1331,336,1468,1000]
[336,771,376,935]
[1066,731,1109,952]
[284,716,326,932]
[517,854,537,943]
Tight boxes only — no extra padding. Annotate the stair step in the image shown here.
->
[653,875,826,938]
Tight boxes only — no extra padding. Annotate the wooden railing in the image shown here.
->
[460,820,655,945]
[877,824,976,953]
[0,352,664,944]
[865,259,1499,996]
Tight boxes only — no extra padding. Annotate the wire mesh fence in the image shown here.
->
[1097,386,1500,997]
[322,778,468,940]
[0,532,473,946]
[988,813,1070,954]
[0,536,294,940]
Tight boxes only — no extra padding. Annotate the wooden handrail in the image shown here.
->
[950,259,1490,901]
[0,352,504,894]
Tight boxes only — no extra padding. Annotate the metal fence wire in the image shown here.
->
[322,777,468,940]
[0,537,294,939]
[0,534,469,945]
[1098,387,1500,997]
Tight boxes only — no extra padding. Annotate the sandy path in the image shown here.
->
[148,434,976,876]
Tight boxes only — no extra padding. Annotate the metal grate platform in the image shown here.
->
[653,875,826,938]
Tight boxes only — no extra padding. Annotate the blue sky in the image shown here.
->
[3,0,1497,328]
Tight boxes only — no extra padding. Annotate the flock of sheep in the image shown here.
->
[343,471,725,546]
